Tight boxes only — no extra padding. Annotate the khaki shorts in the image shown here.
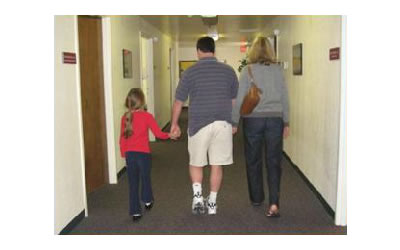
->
[188,121,233,167]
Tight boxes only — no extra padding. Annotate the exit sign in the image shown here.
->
[329,47,340,60]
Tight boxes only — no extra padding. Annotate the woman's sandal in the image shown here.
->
[265,210,281,218]
[265,205,281,218]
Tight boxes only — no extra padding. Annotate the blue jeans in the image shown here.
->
[243,117,283,207]
[125,151,153,215]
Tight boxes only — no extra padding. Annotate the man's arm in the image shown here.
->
[171,69,190,139]
[170,100,183,138]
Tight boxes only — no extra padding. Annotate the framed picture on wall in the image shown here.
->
[122,49,132,78]
[179,60,197,78]
[293,43,302,75]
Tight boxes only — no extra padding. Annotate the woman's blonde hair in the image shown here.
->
[247,36,276,65]
[123,88,146,138]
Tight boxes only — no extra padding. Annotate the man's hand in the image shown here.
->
[283,126,290,139]
[170,100,183,140]
[170,123,181,139]
[232,126,238,135]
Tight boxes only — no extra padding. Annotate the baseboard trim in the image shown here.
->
[117,166,127,179]
[283,152,335,219]
[59,210,85,235]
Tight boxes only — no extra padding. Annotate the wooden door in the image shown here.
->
[78,16,108,193]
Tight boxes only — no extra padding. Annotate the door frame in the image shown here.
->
[101,16,118,185]
[139,31,155,141]
[335,15,347,226]
[74,15,89,216]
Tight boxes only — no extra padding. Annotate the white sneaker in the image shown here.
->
[206,197,217,215]
[192,194,205,215]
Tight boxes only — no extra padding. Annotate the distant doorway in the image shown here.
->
[78,16,109,193]
[139,33,155,141]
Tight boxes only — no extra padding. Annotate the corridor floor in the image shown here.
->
[69,110,346,235]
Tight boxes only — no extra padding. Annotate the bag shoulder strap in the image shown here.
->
[247,65,255,84]
[247,65,263,93]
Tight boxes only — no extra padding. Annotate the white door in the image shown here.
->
[140,34,155,141]
[169,47,175,111]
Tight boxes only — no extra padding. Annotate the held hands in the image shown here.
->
[169,123,181,140]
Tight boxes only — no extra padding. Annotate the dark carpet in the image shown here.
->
[69,110,346,235]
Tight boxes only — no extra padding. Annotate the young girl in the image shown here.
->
[119,88,173,222]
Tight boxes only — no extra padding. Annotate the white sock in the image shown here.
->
[192,182,202,197]
[209,191,218,203]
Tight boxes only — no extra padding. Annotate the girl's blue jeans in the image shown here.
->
[125,151,153,215]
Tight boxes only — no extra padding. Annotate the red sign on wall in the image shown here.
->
[329,47,340,60]
[63,52,77,64]
[240,39,247,53]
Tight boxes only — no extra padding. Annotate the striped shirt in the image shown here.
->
[175,57,239,136]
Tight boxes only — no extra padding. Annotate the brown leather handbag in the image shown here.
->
[240,66,263,115]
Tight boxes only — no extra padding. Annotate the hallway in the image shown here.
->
[69,110,345,235]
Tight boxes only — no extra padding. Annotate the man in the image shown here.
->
[170,37,239,215]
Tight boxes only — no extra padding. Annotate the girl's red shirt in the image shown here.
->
[119,110,169,157]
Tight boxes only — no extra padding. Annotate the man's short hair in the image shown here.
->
[196,37,215,53]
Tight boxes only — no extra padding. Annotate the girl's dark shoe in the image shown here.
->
[145,202,153,210]
[132,214,142,222]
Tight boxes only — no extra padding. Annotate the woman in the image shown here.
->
[232,36,290,218]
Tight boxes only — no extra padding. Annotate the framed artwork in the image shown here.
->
[122,49,132,78]
[179,60,197,78]
[293,43,302,75]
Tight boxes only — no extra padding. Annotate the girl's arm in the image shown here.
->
[147,114,170,140]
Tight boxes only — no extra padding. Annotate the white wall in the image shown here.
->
[109,16,177,173]
[54,15,87,234]
[109,16,141,174]
[264,16,342,210]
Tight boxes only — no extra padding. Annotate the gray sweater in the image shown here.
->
[232,63,289,126]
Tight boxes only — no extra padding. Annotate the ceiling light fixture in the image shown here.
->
[207,25,219,41]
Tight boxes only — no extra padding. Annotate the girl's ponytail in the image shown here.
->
[123,97,134,138]
[123,88,146,139]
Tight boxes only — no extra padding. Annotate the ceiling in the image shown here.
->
[139,15,278,46]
